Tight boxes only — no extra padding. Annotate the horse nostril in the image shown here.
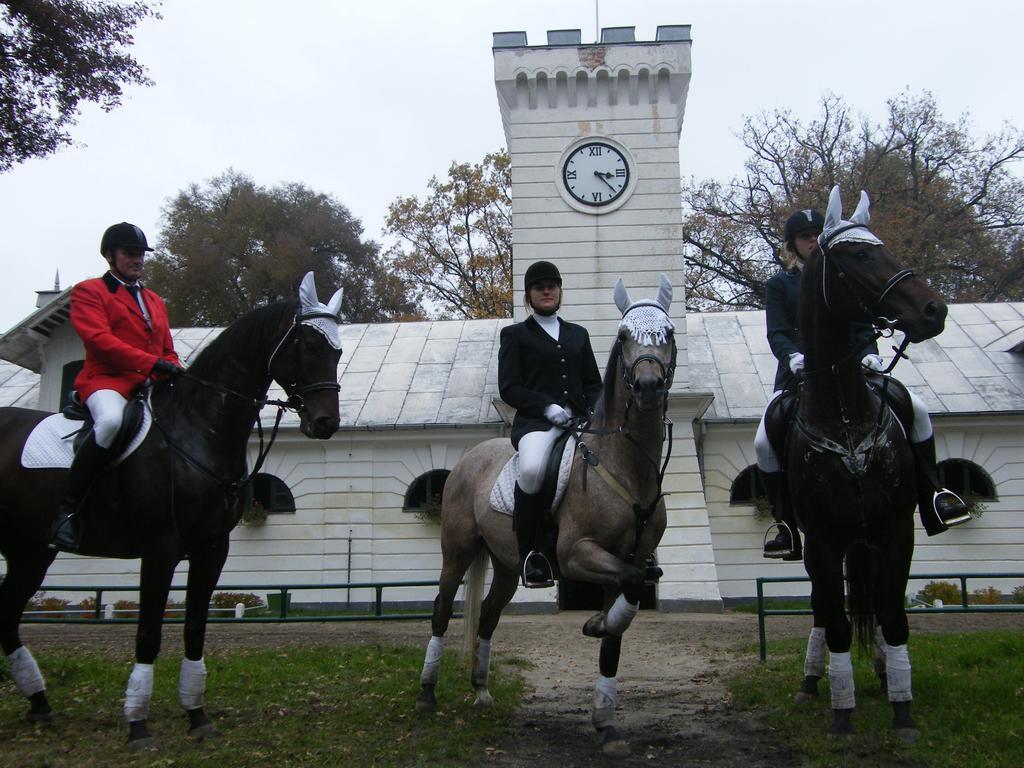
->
[923,301,938,318]
[315,415,339,436]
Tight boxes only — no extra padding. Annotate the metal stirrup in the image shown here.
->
[762,521,795,559]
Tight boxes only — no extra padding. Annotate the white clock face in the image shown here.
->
[562,142,630,207]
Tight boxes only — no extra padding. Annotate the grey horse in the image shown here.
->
[416,275,677,757]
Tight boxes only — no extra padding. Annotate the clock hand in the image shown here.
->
[593,171,618,193]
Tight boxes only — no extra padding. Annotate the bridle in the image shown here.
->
[617,305,678,413]
[267,308,343,415]
[151,305,342,504]
[819,223,916,331]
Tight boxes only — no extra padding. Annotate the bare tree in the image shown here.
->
[683,91,1024,310]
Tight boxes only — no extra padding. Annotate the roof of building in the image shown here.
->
[690,302,1024,419]
[2,303,1022,426]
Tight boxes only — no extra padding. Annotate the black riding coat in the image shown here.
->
[766,269,879,391]
[498,315,603,448]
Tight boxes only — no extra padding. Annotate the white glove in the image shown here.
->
[861,354,884,372]
[788,353,805,375]
[543,404,571,427]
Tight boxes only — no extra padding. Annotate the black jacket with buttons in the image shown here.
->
[766,269,879,391]
[498,315,603,448]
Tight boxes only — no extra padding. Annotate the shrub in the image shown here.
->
[1012,585,1024,604]
[78,596,97,612]
[971,586,1003,605]
[211,592,265,609]
[114,599,139,618]
[28,595,71,617]
[918,580,962,605]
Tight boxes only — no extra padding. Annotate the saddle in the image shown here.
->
[63,391,148,458]
[765,374,916,468]
[21,391,151,470]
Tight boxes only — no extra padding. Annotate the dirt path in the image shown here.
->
[19,611,1021,766]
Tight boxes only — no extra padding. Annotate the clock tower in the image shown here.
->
[493,26,722,610]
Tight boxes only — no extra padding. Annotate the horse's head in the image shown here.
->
[816,186,947,342]
[613,274,678,412]
[268,272,343,439]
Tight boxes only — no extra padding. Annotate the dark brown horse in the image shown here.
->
[415,276,677,758]
[0,273,342,750]
[786,187,947,742]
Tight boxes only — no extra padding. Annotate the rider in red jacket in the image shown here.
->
[49,223,183,552]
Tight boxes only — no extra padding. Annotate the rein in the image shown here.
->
[148,307,342,505]
[569,333,678,547]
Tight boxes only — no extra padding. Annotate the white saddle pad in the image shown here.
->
[489,437,576,517]
[21,403,152,469]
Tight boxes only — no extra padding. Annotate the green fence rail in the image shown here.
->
[20,580,455,624]
[756,571,1024,662]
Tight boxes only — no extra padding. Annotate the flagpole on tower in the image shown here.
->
[595,0,600,43]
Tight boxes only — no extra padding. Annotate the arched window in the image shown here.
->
[252,473,296,515]
[730,465,766,504]
[404,470,450,518]
[937,459,997,500]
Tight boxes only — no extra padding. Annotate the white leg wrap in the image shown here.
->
[803,627,826,678]
[828,651,856,710]
[885,643,913,703]
[604,594,639,636]
[592,674,618,729]
[420,636,444,686]
[179,657,207,711]
[472,638,492,687]
[124,662,154,723]
[7,646,45,697]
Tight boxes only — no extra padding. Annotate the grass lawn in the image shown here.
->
[0,644,524,768]
[729,630,1024,768]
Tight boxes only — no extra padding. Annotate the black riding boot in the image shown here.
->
[911,436,970,537]
[761,470,802,561]
[513,483,554,588]
[49,435,111,553]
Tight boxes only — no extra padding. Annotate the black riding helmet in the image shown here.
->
[523,260,562,291]
[100,222,154,256]
[783,208,825,244]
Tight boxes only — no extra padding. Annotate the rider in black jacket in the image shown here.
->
[498,261,602,587]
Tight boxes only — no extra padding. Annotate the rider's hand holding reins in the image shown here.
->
[788,353,805,375]
[544,404,572,427]
[861,354,884,372]
[151,359,185,378]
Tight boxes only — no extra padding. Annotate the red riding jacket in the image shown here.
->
[71,272,181,402]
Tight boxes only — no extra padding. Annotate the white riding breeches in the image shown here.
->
[754,386,933,472]
[85,389,128,449]
[517,426,565,495]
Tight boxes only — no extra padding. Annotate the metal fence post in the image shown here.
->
[757,578,767,663]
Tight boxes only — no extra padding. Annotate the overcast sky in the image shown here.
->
[1,0,1021,332]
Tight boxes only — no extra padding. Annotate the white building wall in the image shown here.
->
[703,416,1024,602]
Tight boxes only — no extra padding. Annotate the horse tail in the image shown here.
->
[845,539,878,654]
[461,545,489,659]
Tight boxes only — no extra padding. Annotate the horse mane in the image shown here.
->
[185,300,297,381]
[592,338,622,425]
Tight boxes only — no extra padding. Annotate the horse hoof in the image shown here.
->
[126,736,157,752]
[26,710,54,725]
[582,613,606,638]
[189,722,218,741]
[793,691,818,705]
[892,727,920,744]
[415,693,437,713]
[601,739,630,758]
[473,691,494,709]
